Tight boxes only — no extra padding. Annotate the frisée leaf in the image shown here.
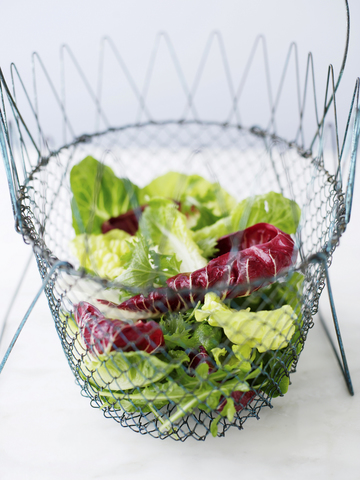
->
[116,234,181,289]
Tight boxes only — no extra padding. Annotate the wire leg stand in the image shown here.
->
[322,263,354,395]
[310,252,354,395]
[0,260,71,375]
[0,251,33,347]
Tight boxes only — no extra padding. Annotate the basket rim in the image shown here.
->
[18,119,346,276]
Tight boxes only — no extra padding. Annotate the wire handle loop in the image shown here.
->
[312,0,350,142]
[0,68,40,216]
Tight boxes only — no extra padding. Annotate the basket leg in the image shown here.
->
[0,251,33,347]
[0,260,71,376]
[319,259,354,395]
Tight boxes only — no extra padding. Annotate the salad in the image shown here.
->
[66,155,303,437]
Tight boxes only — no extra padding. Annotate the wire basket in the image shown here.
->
[1,2,359,441]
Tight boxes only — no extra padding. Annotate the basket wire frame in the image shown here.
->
[0,2,359,441]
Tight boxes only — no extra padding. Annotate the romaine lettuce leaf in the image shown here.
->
[139,197,207,272]
[140,171,237,219]
[98,367,243,421]
[192,216,232,255]
[70,156,140,234]
[231,191,301,234]
[82,350,188,391]
[193,191,301,252]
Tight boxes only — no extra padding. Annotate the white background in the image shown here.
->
[1,1,360,479]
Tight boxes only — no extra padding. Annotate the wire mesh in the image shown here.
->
[0,15,359,440]
[9,119,349,440]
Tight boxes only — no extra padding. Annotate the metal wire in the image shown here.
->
[0,9,359,440]
[0,118,354,440]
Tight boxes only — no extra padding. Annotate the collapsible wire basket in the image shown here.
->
[1,1,359,441]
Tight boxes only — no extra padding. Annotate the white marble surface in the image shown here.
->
[1,1,360,476]
[0,166,359,480]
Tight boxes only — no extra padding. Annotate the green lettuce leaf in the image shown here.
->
[104,364,252,431]
[193,192,301,252]
[195,292,296,354]
[160,313,198,350]
[192,216,232,256]
[69,229,133,279]
[139,197,207,272]
[232,272,303,312]
[82,350,188,391]
[230,272,304,398]
[155,366,254,434]
[231,191,301,234]
[70,156,140,234]
[88,344,260,434]
[191,323,223,352]
[211,346,257,374]
[232,271,304,355]
[116,234,181,288]
[159,312,223,351]
[140,171,237,219]
[196,292,298,399]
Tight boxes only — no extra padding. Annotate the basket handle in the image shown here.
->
[0,68,40,226]
[309,0,358,228]
[325,0,350,119]
[345,80,360,224]
[0,74,19,218]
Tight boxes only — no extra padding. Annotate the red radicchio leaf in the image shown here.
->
[116,223,296,318]
[74,301,164,355]
[101,206,146,235]
[217,390,257,413]
[188,346,216,374]
[101,201,193,236]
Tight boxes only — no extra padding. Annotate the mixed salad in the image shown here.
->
[66,155,304,436]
